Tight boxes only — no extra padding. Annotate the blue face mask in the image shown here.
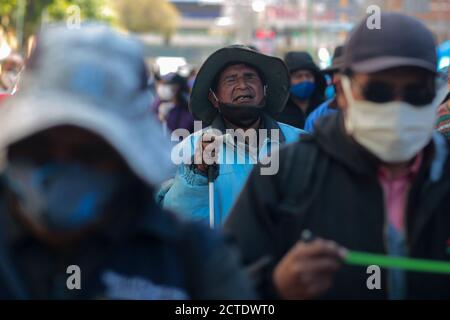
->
[290,81,316,100]
[325,84,336,100]
[4,162,123,231]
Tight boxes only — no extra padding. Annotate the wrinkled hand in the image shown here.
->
[273,238,347,300]
[194,133,222,174]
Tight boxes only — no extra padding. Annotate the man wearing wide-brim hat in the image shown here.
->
[159,45,303,226]
[225,13,450,300]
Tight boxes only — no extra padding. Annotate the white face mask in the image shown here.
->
[157,84,174,101]
[341,75,448,163]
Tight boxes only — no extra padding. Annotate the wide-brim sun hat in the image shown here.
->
[189,45,290,125]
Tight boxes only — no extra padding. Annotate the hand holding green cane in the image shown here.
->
[300,230,450,275]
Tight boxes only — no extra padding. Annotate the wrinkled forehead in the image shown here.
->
[219,63,260,78]
[212,63,264,91]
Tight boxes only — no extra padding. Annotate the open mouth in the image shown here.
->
[233,94,254,104]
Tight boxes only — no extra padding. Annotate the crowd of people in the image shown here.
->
[0,11,449,300]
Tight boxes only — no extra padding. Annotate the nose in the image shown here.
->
[236,76,248,89]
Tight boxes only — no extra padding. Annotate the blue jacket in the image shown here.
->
[159,114,303,226]
[304,99,338,133]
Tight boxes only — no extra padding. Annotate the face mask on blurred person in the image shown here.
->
[4,162,123,231]
[157,84,175,101]
[341,75,448,163]
[290,81,315,100]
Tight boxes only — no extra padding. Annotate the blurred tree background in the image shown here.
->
[113,0,179,44]
[0,0,180,53]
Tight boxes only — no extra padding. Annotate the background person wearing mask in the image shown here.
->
[157,73,195,134]
[304,46,345,133]
[274,51,326,129]
[225,13,450,300]
[0,24,255,300]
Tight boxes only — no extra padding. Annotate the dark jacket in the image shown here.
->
[0,182,255,300]
[225,112,450,299]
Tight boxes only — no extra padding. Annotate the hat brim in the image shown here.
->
[0,91,175,186]
[348,56,437,74]
[323,57,344,74]
[189,47,290,125]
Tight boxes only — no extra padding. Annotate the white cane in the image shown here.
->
[162,120,168,137]
[204,132,220,229]
[208,165,215,229]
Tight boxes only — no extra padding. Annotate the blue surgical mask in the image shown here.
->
[290,81,316,100]
[4,162,123,231]
[325,84,336,100]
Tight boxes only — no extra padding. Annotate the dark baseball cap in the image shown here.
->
[343,12,437,74]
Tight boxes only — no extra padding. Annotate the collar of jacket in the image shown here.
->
[209,112,286,144]
[312,112,448,181]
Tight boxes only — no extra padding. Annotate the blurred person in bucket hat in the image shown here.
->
[0,24,255,300]
[225,12,450,300]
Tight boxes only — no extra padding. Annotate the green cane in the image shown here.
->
[346,251,450,275]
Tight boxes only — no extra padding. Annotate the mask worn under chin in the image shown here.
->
[341,75,449,163]
[4,162,124,232]
[218,102,265,128]
[290,81,316,100]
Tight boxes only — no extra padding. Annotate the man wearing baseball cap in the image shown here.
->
[225,12,450,299]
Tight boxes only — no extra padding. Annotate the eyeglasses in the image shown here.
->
[352,79,436,106]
